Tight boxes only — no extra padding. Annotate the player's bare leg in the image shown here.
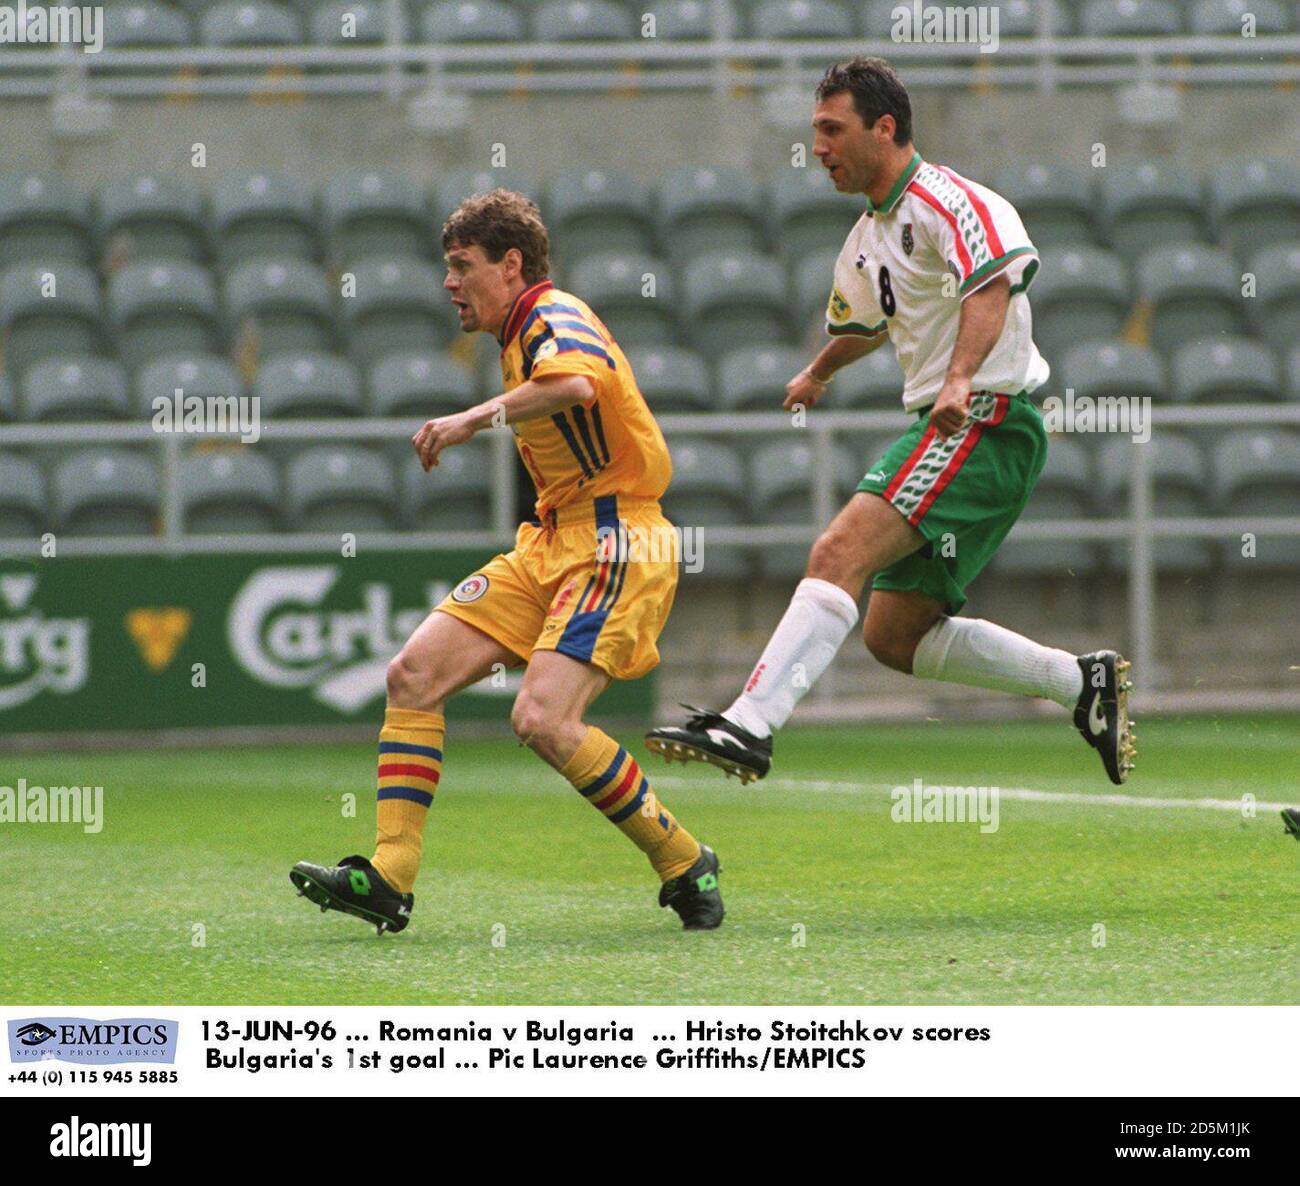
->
[518,650,724,929]
[290,612,517,934]
[650,493,1136,785]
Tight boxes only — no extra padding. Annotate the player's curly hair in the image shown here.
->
[441,188,551,284]
[816,56,913,146]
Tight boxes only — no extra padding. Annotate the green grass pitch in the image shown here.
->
[3,716,1296,1006]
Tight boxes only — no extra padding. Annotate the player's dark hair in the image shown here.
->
[816,56,913,145]
[441,188,550,284]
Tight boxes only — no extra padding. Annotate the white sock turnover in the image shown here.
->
[911,616,1084,709]
[723,578,860,739]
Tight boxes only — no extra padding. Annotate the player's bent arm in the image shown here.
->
[928,274,1011,439]
[414,374,594,470]
[784,332,887,410]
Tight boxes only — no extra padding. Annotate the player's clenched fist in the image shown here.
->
[928,374,972,440]
[783,367,830,411]
[413,412,477,471]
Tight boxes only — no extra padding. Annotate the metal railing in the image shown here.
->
[1,24,1299,99]
[2,402,1299,690]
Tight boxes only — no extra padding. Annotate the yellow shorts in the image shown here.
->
[435,494,679,681]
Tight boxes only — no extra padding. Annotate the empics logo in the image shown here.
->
[50,1117,151,1168]
[8,1018,177,1064]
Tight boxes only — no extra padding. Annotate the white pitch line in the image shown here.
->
[652,774,1293,814]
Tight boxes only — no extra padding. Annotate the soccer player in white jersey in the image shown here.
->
[647,56,1136,786]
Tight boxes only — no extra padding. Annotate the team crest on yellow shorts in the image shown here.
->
[451,574,490,603]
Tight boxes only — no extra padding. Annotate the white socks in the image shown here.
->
[723,578,860,739]
[911,616,1083,709]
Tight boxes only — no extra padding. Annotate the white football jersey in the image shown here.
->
[827,152,1051,412]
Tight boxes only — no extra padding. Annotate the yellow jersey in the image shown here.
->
[497,279,672,518]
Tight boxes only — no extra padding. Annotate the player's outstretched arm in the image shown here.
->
[783,332,886,410]
[413,374,595,470]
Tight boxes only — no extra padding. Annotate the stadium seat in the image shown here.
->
[680,249,788,354]
[994,162,1097,248]
[253,352,364,418]
[322,170,430,268]
[1055,340,1167,403]
[837,341,905,407]
[0,452,47,537]
[285,446,399,533]
[225,258,336,359]
[1031,246,1131,364]
[1098,432,1215,572]
[370,350,477,418]
[1246,242,1300,353]
[199,2,302,47]
[0,174,91,271]
[642,0,728,40]
[717,345,806,411]
[180,448,281,534]
[340,258,450,364]
[657,166,766,263]
[21,357,131,422]
[1078,0,1184,37]
[1101,162,1208,258]
[995,436,1099,576]
[531,0,637,42]
[108,260,222,372]
[52,449,159,536]
[434,169,540,227]
[1190,0,1289,35]
[0,263,105,377]
[420,0,525,45]
[1136,244,1244,356]
[768,167,861,267]
[547,169,655,263]
[750,438,858,580]
[792,247,841,331]
[402,442,493,531]
[567,252,677,348]
[0,372,14,421]
[136,354,244,419]
[659,436,750,580]
[1213,429,1300,568]
[1210,158,1300,258]
[751,0,854,42]
[1170,336,1280,404]
[1288,346,1300,403]
[982,0,1043,36]
[98,174,208,269]
[310,0,402,44]
[623,346,712,412]
[102,2,195,47]
[210,172,319,271]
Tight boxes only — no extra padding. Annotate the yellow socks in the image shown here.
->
[560,726,701,880]
[370,707,444,894]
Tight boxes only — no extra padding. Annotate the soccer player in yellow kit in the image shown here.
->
[291,189,723,933]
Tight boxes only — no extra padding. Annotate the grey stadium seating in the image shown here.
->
[1101,162,1209,259]
[369,351,477,419]
[0,452,48,537]
[340,257,451,364]
[1247,242,1300,354]
[21,357,132,422]
[1210,159,1300,258]
[680,249,788,354]
[717,345,807,411]
[1213,429,1300,567]
[624,346,712,412]
[285,445,399,532]
[1136,243,1244,356]
[210,172,319,270]
[567,252,677,349]
[252,352,364,418]
[179,448,281,534]
[108,261,222,373]
[0,174,91,271]
[1031,246,1132,364]
[402,442,494,531]
[994,435,1098,576]
[135,354,244,419]
[0,263,105,377]
[659,436,750,580]
[547,169,656,263]
[657,167,766,264]
[1169,336,1280,404]
[97,174,208,267]
[322,170,431,268]
[1098,432,1215,572]
[52,448,159,536]
[224,258,337,358]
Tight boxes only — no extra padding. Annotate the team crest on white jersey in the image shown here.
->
[902,222,914,256]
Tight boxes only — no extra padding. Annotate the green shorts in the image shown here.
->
[856,391,1048,614]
